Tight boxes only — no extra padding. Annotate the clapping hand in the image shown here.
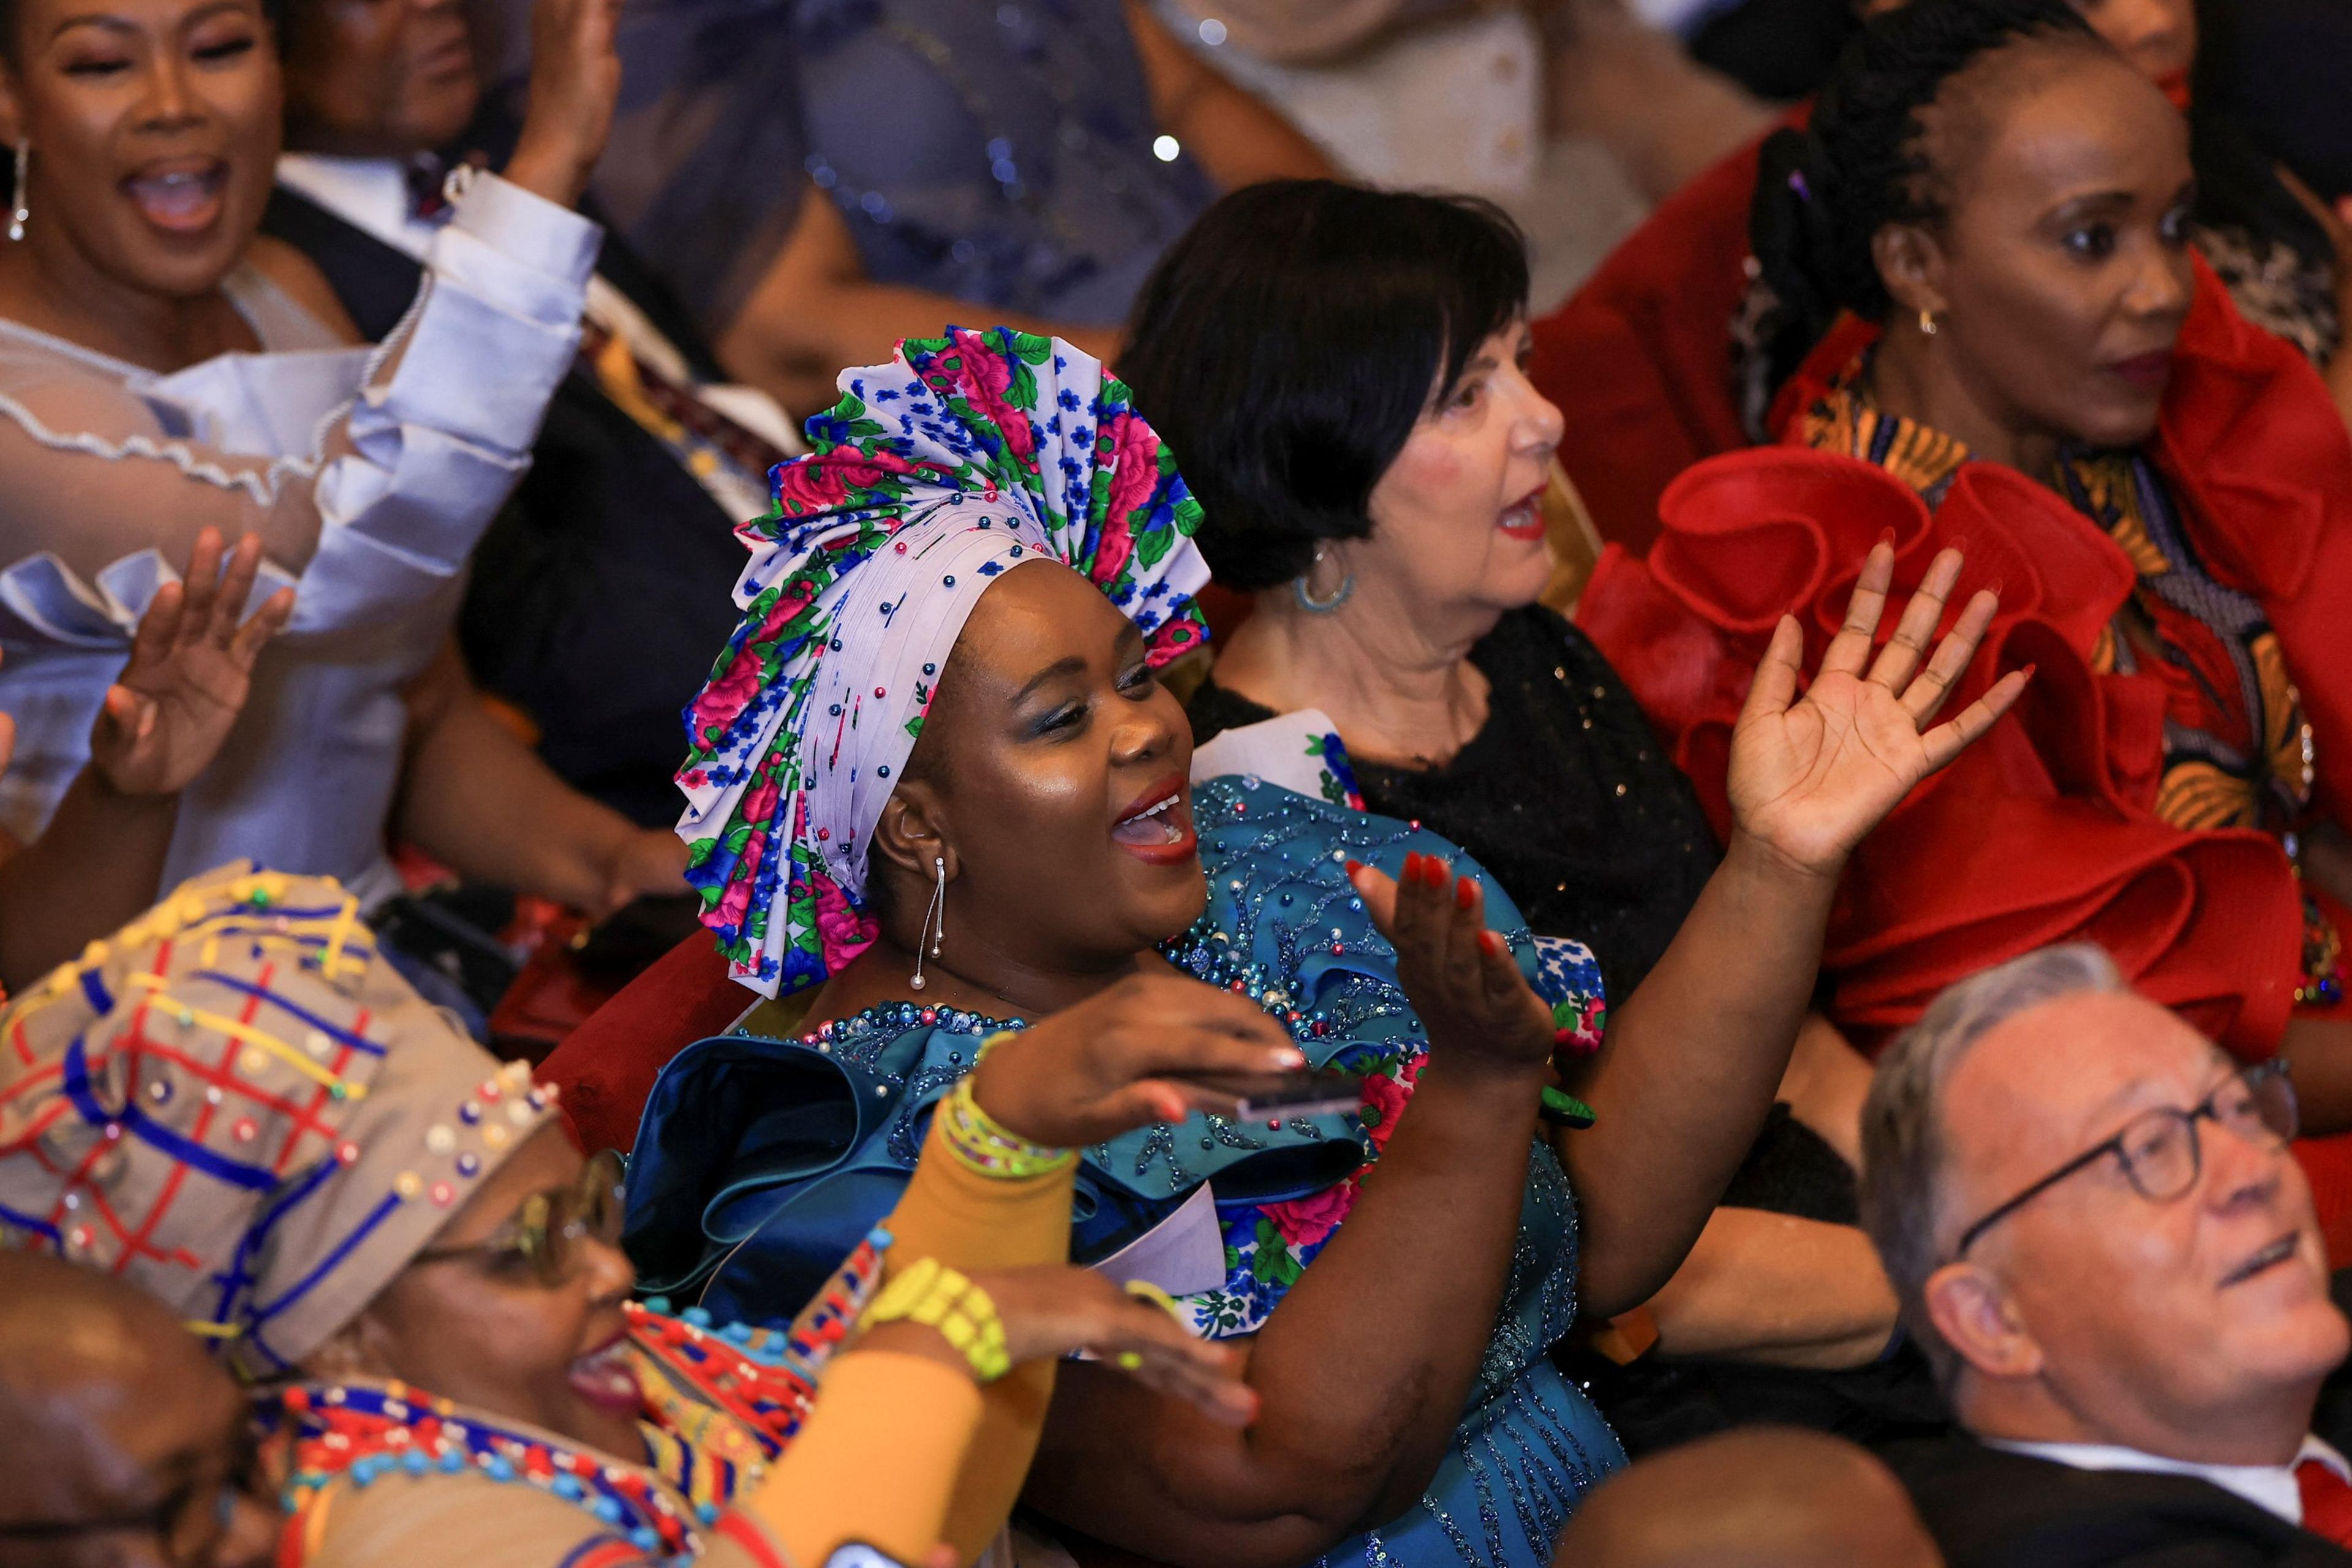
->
[1345,851,1555,1074]
[967,973,1308,1150]
[89,529,293,799]
[505,0,622,208]
[1727,540,2026,878]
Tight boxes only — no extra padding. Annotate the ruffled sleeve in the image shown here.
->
[0,170,597,641]
[1577,445,2305,1057]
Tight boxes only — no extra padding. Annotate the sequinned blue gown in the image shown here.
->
[625,777,1627,1564]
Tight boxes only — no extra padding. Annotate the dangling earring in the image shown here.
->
[1918,309,1939,337]
[1292,545,1354,615]
[910,856,946,991]
[9,141,28,243]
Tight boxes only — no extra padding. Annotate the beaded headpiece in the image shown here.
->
[0,864,558,1378]
[675,327,1211,997]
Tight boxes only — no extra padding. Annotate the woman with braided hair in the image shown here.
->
[1580,0,2352,1237]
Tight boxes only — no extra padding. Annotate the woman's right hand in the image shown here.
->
[967,973,1307,1149]
[504,0,622,209]
[1346,851,1554,1076]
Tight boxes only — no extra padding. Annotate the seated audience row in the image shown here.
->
[0,864,1267,1564]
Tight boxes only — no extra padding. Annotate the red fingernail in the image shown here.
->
[1344,859,1363,877]
[1479,931,1503,957]
[2021,662,2038,679]
[1455,876,1477,910]
[1427,859,1447,889]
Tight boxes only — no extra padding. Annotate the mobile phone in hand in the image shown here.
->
[1176,1069,1364,1121]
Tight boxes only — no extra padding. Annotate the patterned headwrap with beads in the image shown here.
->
[0,863,559,1379]
[676,327,1211,997]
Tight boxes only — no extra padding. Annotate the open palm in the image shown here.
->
[1728,541,2029,878]
[91,530,294,798]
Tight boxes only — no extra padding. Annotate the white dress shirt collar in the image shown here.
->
[1986,1433,2351,1526]
[274,152,442,259]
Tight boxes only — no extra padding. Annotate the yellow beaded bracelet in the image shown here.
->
[941,1031,1076,1181]
[861,1256,1011,1381]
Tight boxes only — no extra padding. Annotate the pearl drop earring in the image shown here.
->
[910,856,946,990]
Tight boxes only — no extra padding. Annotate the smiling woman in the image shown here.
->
[0,0,694,995]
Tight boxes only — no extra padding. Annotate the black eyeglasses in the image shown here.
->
[1951,1060,2297,1258]
[0,1420,274,1567]
[413,1148,625,1286]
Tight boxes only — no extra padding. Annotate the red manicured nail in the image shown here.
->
[1479,930,1504,958]
[1429,857,1450,888]
[1455,876,1477,910]
[2020,662,2038,679]
[1344,859,1363,877]
[1401,852,1419,883]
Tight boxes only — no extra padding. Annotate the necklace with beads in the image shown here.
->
[281,1234,891,1566]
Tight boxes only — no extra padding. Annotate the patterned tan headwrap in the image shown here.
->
[0,864,557,1379]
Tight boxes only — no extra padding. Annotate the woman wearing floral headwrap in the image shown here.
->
[0,863,1272,1567]
[621,326,2024,1564]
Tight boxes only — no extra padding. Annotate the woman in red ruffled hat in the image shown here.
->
[1580,0,2352,1250]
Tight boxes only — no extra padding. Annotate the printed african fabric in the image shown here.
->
[674,328,1210,998]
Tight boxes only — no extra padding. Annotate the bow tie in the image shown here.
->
[405,154,451,222]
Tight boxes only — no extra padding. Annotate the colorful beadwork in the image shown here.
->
[939,1033,1073,1180]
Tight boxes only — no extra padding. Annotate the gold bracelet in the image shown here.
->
[861,1257,1010,1381]
[941,1032,1076,1180]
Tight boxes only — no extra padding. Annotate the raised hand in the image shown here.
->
[967,973,1308,1150]
[89,530,293,799]
[965,1265,1255,1427]
[1345,851,1553,1074]
[504,0,622,209]
[1727,540,2027,879]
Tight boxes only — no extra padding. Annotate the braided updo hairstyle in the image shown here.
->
[1747,0,2104,398]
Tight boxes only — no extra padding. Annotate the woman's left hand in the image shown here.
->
[1726,539,2027,879]
[89,529,293,799]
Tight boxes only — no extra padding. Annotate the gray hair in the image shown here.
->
[1858,943,2126,1387]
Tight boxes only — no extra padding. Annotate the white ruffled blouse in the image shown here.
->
[0,172,598,908]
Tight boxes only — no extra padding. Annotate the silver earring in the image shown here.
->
[1292,545,1354,614]
[1918,309,1939,337]
[9,141,28,243]
[909,856,946,991]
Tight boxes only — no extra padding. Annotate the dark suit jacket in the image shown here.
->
[261,180,757,827]
[1885,1436,2352,1567]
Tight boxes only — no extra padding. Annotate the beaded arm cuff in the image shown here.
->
[940,1031,1076,1180]
[861,1257,1011,1382]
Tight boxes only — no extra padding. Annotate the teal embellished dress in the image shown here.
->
[624,778,1627,1564]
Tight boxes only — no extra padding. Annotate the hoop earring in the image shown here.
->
[910,856,946,991]
[1292,545,1353,615]
[9,142,27,243]
[1918,309,1939,337]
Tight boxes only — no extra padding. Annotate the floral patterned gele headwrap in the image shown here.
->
[676,328,1211,997]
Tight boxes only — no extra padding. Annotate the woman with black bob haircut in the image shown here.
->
[1583,0,2352,1235]
[1120,181,1934,1441]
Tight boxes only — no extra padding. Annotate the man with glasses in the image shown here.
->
[0,1254,277,1568]
[1860,943,2352,1563]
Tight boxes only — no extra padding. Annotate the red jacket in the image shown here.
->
[1578,259,2352,1057]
